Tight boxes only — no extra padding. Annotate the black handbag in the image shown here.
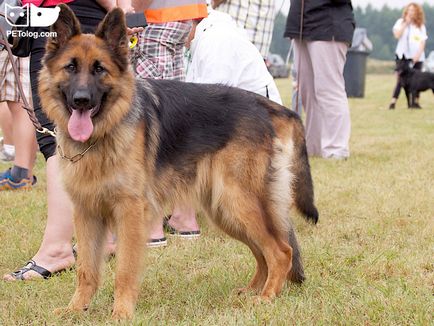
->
[7,0,48,57]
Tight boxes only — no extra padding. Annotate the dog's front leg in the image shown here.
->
[111,197,149,320]
[55,207,107,315]
[412,91,419,107]
[410,91,416,108]
[405,88,411,108]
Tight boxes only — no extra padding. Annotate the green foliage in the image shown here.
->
[270,11,290,60]
[270,4,434,61]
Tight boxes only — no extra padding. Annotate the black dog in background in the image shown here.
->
[396,56,434,109]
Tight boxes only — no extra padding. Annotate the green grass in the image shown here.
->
[1,74,433,325]
[365,58,395,74]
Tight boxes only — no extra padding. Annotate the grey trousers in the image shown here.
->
[294,40,351,158]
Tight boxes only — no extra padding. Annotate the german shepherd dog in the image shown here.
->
[397,56,434,108]
[39,5,318,319]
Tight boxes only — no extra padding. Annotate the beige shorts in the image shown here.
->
[0,50,31,103]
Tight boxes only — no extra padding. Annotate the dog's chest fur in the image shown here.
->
[58,125,147,208]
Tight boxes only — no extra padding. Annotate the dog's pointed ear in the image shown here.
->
[95,8,129,70]
[46,4,81,52]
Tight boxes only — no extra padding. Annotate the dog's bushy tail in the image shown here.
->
[291,119,319,224]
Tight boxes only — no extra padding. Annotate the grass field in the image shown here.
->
[0,73,433,325]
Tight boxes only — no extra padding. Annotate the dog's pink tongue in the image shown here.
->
[68,109,94,143]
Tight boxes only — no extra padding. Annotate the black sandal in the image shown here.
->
[163,216,201,239]
[8,260,53,280]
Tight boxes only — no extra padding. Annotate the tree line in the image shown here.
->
[270,4,434,61]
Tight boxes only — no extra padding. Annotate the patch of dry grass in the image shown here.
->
[0,74,433,325]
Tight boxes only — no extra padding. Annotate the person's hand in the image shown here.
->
[117,1,143,35]
[127,27,143,35]
[403,14,412,25]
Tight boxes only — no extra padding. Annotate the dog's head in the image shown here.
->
[395,55,413,76]
[39,4,134,143]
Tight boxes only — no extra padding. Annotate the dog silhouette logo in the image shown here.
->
[5,3,60,27]
[30,5,60,27]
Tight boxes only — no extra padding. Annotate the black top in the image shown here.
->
[67,0,106,23]
[59,0,106,28]
[34,0,106,48]
[284,0,355,45]
[41,0,106,27]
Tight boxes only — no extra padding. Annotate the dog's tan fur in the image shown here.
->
[39,6,317,319]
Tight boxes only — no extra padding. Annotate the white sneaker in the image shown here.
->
[0,147,14,162]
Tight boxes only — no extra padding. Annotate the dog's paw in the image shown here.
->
[236,287,248,295]
[252,294,274,305]
[53,306,83,316]
[53,302,89,316]
[53,307,68,316]
[112,310,133,321]
[235,286,256,296]
[112,306,134,320]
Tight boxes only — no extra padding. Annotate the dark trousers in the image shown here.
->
[31,0,105,160]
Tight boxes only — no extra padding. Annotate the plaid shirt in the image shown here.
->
[215,0,275,58]
[131,21,192,81]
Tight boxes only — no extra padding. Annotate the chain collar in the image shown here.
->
[57,141,98,163]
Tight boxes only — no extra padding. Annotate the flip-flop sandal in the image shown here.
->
[72,245,78,259]
[163,217,201,239]
[8,260,56,280]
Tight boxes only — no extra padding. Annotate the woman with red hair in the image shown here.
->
[389,2,428,109]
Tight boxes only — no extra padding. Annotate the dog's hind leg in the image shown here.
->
[111,198,149,320]
[56,208,107,315]
[236,242,268,295]
[215,186,292,302]
[244,223,292,301]
[203,199,268,295]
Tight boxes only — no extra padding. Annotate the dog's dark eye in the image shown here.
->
[65,63,76,73]
[94,65,105,74]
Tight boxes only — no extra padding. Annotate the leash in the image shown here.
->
[295,0,304,114]
[0,26,56,138]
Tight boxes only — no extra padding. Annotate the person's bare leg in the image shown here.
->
[169,204,199,232]
[148,216,165,240]
[3,155,75,280]
[8,101,37,175]
[0,102,14,146]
